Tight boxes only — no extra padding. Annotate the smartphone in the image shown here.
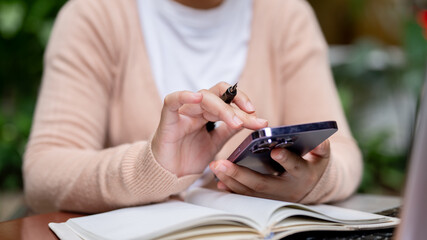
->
[227,121,338,175]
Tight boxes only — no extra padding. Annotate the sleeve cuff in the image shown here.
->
[298,140,362,204]
[299,154,337,204]
[121,137,202,204]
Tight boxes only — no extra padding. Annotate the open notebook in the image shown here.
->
[49,188,399,240]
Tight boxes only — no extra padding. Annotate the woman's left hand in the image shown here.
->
[209,140,331,203]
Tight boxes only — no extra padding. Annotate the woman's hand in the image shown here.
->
[152,82,268,177]
[209,140,331,202]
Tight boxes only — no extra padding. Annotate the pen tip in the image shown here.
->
[231,82,238,91]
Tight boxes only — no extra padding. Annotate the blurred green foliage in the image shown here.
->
[0,0,426,197]
[0,0,67,190]
[333,19,427,195]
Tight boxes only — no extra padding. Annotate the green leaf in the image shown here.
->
[0,2,26,39]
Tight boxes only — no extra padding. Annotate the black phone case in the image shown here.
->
[227,121,338,175]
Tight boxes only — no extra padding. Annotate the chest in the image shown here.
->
[105,26,283,155]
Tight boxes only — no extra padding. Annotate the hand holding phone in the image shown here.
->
[227,121,338,175]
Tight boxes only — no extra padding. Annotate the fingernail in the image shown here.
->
[217,183,226,190]
[257,118,268,125]
[215,163,227,173]
[233,116,243,127]
[246,101,255,112]
[274,150,285,160]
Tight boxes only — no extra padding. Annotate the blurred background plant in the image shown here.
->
[0,0,425,220]
[308,0,427,195]
[0,0,67,220]
[0,0,67,191]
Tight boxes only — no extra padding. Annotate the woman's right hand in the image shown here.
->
[151,82,268,177]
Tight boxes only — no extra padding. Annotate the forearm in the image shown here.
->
[24,139,201,213]
[299,137,362,204]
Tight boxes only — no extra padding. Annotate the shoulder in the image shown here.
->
[254,0,315,15]
[62,0,136,17]
[56,0,138,30]
[253,0,318,29]
[252,0,325,52]
[52,0,139,42]
[47,0,140,60]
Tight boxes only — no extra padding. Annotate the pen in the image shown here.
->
[206,82,238,132]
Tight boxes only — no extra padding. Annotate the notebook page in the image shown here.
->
[185,188,300,228]
[63,200,259,240]
[185,188,391,228]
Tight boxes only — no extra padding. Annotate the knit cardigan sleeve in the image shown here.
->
[274,0,363,204]
[23,0,200,213]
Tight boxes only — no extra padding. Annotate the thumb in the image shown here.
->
[210,121,242,150]
[309,139,331,159]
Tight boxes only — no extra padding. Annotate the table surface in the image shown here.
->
[0,212,83,240]
[0,194,401,240]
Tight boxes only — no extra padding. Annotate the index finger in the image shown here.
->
[160,91,203,126]
[210,82,256,114]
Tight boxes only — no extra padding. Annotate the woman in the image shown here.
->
[24,0,362,213]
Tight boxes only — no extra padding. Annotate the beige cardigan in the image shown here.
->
[24,0,362,213]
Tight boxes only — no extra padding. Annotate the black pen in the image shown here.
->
[206,82,238,132]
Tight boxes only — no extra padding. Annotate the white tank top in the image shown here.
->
[137,0,253,99]
[137,0,253,188]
